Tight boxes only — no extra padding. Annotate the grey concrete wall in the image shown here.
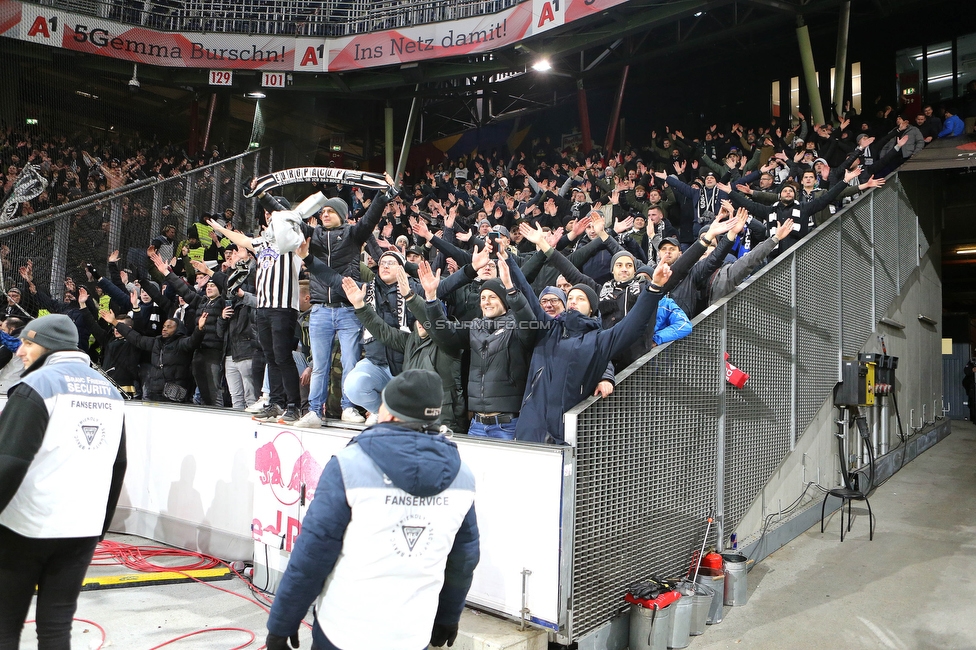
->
[731,239,944,548]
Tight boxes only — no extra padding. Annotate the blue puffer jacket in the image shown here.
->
[266,424,480,647]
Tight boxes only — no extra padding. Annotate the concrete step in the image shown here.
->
[432,608,548,650]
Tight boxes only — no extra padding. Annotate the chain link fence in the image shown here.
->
[0,149,271,298]
[563,175,926,641]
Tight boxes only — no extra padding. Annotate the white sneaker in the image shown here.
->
[293,410,323,428]
[364,413,378,426]
[341,407,366,423]
[245,394,270,413]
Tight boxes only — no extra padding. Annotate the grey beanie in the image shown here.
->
[540,286,567,307]
[611,250,636,270]
[20,313,79,352]
[322,197,349,221]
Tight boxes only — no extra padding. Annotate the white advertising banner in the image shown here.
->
[37,399,569,630]
[0,0,628,72]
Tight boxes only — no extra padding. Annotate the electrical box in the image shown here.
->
[834,358,875,406]
[859,353,898,396]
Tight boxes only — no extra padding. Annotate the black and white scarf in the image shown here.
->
[599,279,641,317]
[697,187,718,222]
[362,281,408,344]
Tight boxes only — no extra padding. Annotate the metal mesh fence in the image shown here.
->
[897,186,918,286]
[840,202,874,357]
[567,179,921,641]
[795,222,841,436]
[723,260,794,535]
[570,317,722,636]
[0,149,267,298]
[873,186,898,318]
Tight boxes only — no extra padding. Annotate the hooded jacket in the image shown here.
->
[507,259,664,444]
[266,425,479,650]
[115,321,204,400]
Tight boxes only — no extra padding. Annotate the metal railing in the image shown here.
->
[562,176,926,641]
[0,148,271,297]
[36,0,525,37]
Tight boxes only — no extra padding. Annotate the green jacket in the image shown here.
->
[354,294,464,430]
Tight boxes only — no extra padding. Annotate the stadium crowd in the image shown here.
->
[0,101,965,443]
[0,126,230,219]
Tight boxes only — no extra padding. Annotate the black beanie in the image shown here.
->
[569,283,600,316]
[381,369,443,423]
[480,279,509,309]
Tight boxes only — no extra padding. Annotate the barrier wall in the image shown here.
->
[561,175,937,643]
[99,401,569,630]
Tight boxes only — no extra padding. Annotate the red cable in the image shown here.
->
[25,618,106,650]
[146,627,255,649]
[83,539,314,647]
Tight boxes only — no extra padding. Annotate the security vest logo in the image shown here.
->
[75,417,106,450]
[392,514,432,558]
[82,425,99,445]
[402,525,426,552]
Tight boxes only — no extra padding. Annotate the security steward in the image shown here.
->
[265,369,480,650]
[0,314,127,648]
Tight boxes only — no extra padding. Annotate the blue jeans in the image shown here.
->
[467,417,519,440]
[309,305,363,415]
[344,359,393,413]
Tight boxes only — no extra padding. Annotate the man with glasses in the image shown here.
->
[2,288,33,322]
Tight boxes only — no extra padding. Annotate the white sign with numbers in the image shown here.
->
[261,72,286,88]
[209,70,233,86]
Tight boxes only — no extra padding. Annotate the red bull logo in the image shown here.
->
[254,430,303,506]
[288,451,322,502]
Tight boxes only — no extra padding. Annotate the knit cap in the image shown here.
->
[381,369,443,422]
[540,286,567,308]
[569,284,600,317]
[322,197,349,221]
[480,279,509,309]
[19,314,79,352]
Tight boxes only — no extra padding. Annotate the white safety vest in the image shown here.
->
[315,444,476,650]
[0,351,125,538]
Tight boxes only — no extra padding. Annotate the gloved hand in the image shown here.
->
[429,622,459,647]
[265,632,300,650]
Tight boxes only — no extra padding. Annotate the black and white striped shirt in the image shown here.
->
[252,234,302,310]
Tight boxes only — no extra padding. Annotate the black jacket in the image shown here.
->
[115,322,204,400]
[423,290,536,415]
[81,308,141,387]
[303,190,394,305]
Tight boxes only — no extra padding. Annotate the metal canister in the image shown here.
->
[629,602,674,650]
[695,569,725,625]
[722,553,750,607]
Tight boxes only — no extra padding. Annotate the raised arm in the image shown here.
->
[344,275,410,353]
[349,173,398,243]
[417,261,469,350]
[206,219,255,252]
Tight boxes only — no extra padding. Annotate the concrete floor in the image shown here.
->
[16,420,976,650]
[689,419,976,650]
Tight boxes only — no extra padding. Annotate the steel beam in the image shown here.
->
[796,17,825,126]
[603,65,629,154]
[831,1,851,122]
